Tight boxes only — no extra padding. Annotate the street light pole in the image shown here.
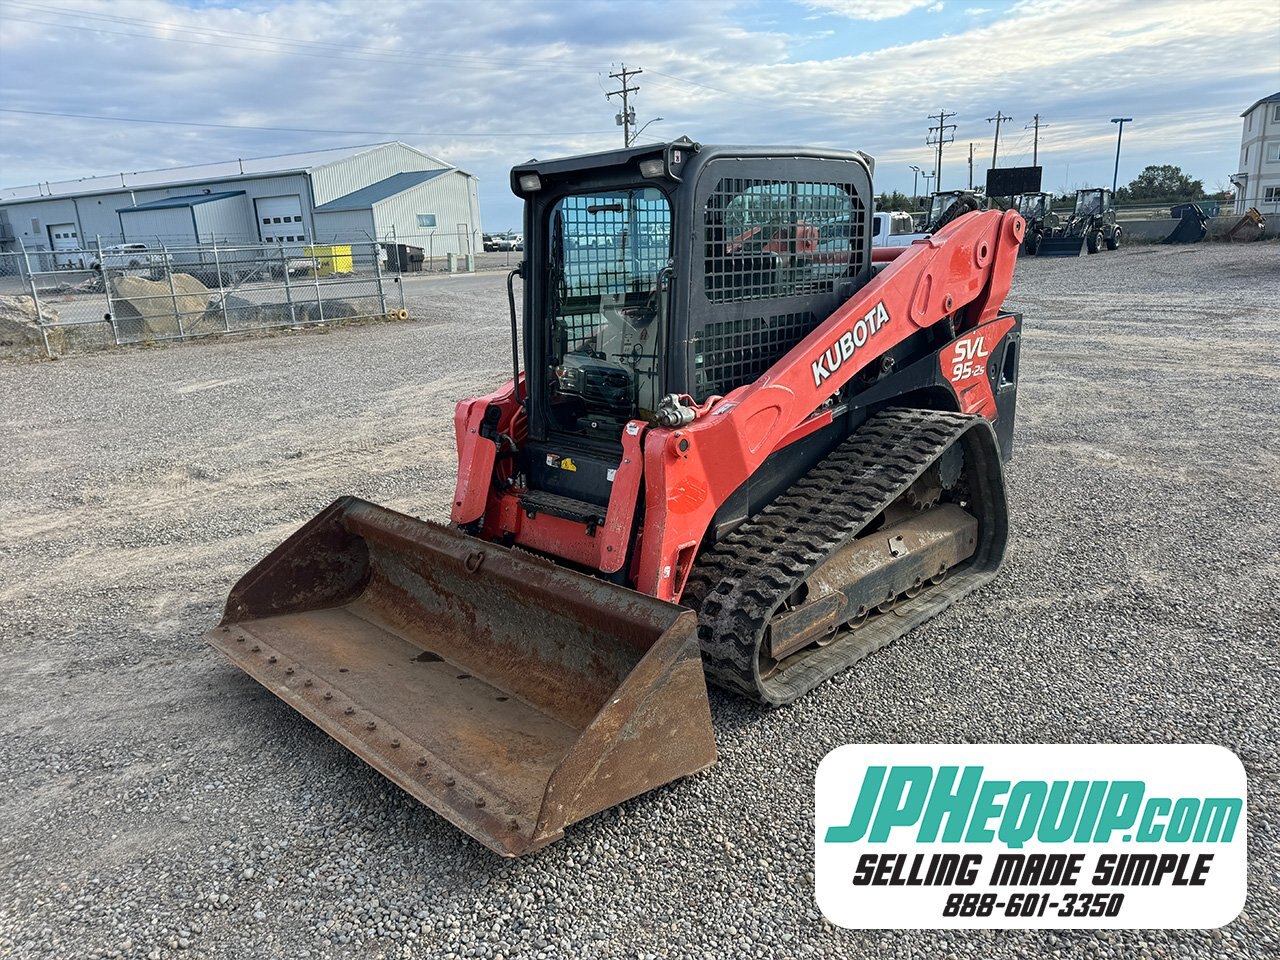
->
[632,117,665,142]
[909,164,921,205]
[1110,117,1132,193]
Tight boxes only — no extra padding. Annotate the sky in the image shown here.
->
[1,0,1277,229]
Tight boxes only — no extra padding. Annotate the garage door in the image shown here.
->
[255,196,308,244]
[49,222,83,268]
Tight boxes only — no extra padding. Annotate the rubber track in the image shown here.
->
[683,408,996,705]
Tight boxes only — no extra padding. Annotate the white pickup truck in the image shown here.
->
[872,211,929,247]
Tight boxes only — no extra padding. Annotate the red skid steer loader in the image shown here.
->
[208,139,1025,856]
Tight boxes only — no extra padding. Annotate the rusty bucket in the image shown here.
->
[207,497,717,856]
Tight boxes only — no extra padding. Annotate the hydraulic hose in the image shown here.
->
[507,264,523,407]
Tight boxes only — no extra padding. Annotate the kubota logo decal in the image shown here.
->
[812,301,891,387]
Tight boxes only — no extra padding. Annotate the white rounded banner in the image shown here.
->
[814,744,1246,929]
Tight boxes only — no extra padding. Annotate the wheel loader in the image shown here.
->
[924,189,984,233]
[1012,192,1058,255]
[207,138,1025,856]
[1037,187,1122,257]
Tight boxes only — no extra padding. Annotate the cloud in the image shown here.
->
[965,6,992,13]
[802,0,936,21]
[0,0,1276,225]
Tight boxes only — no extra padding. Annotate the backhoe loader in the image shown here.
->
[208,139,1024,856]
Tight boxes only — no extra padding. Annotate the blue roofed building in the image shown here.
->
[0,142,482,265]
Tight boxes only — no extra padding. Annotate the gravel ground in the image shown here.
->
[1,241,1277,959]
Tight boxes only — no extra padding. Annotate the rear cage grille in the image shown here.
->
[697,176,866,399]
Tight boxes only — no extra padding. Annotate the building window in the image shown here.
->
[1264,187,1279,203]
[30,218,39,232]
[1266,142,1280,162]
[416,214,437,228]
[1273,104,1280,123]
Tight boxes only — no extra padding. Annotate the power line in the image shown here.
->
[3,0,795,111]
[0,0,590,72]
[926,109,957,192]
[605,64,642,148]
[1,0,880,130]
[0,9,596,76]
[0,107,612,138]
[1,0,909,139]
[645,69,785,111]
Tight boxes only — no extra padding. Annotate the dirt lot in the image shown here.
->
[1,242,1277,959]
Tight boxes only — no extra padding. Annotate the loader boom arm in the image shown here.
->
[451,209,1024,601]
[635,208,1024,599]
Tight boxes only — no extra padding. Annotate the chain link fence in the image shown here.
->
[0,240,408,357]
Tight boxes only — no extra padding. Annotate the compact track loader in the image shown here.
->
[209,139,1024,856]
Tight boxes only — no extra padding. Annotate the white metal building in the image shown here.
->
[0,142,482,261]
[1231,91,1280,215]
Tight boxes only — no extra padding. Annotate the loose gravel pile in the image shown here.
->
[1,242,1277,959]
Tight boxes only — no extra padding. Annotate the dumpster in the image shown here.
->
[303,245,354,276]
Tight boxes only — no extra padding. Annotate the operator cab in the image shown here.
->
[510,139,875,508]
[1073,188,1112,218]
[543,187,671,439]
[1014,193,1051,220]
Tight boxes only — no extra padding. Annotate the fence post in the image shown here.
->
[97,236,120,346]
[310,243,324,324]
[281,245,296,324]
[212,236,230,332]
[161,243,185,339]
[25,250,53,359]
[18,236,32,279]
[372,240,387,316]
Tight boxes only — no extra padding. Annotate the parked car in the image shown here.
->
[482,233,499,252]
[494,233,523,251]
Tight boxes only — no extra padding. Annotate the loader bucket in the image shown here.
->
[1035,235,1086,257]
[206,497,717,857]
[1161,207,1208,244]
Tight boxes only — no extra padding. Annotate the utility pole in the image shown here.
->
[987,110,1011,168]
[926,109,957,191]
[968,143,974,190]
[1111,117,1133,193]
[1027,113,1046,166]
[606,63,642,147]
